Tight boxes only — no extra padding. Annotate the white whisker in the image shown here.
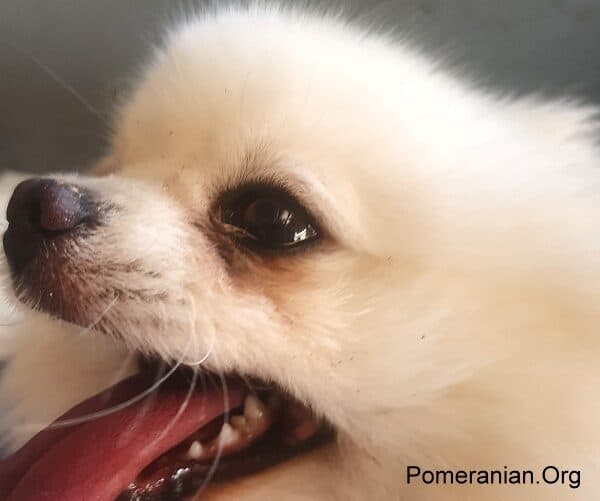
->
[76,295,119,337]
[151,368,198,447]
[13,311,201,432]
[13,361,181,433]
[183,293,216,367]
[191,349,230,497]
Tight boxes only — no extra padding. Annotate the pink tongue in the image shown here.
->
[0,372,243,501]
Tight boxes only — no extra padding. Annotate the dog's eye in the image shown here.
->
[219,187,319,249]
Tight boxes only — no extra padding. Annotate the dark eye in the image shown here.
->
[219,186,319,250]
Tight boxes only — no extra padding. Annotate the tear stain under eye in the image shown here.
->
[189,214,321,312]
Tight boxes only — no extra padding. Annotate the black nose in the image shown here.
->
[6,178,91,232]
[3,178,94,274]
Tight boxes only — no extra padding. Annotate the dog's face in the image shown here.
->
[3,10,437,500]
[6,7,597,501]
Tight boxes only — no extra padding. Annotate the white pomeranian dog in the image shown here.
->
[0,5,599,500]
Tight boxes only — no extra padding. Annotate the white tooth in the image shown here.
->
[244,394,266,421]
[218,422,239,446]
[230,415,248,430]
[187,440,204,460]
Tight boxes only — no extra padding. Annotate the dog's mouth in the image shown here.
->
[0,361,334,501]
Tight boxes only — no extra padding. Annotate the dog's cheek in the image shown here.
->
[217,250,376,406]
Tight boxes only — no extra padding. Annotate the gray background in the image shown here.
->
[1,0,599,174]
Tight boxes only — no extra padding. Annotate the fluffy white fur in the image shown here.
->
[2,5,600,499]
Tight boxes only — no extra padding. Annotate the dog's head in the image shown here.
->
[3,10,431,498]
[3,6,598,501]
